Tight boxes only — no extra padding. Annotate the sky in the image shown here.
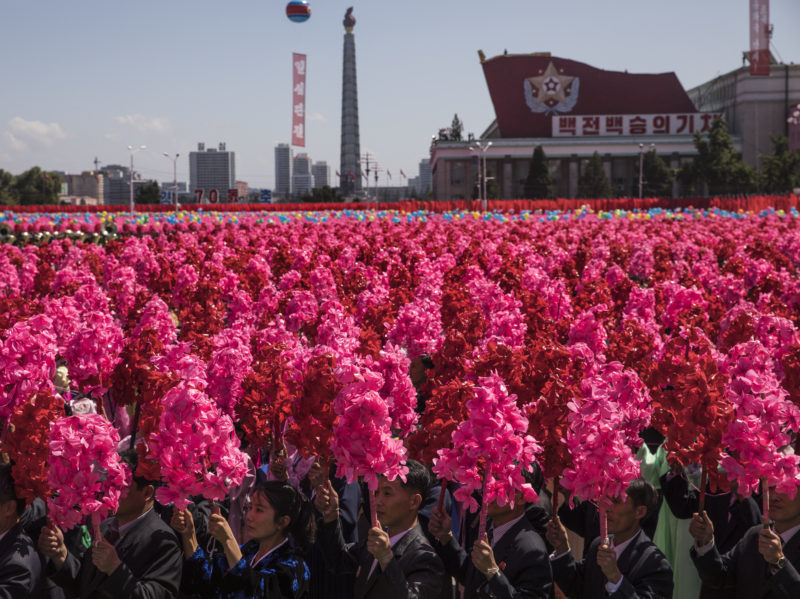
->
[1,0,799,191]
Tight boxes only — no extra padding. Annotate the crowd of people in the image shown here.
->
[1,436,799,599]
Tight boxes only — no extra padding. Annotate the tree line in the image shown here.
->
[0,168,167,206]
[0,167,63,206]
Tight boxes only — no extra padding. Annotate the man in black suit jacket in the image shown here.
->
[547,478,673,599]
[661,470,761,599]
[315,459,444,599]
[38,452,183,598]
[428,482,553,599]
[0,464,45,597]
[689,484,800,599]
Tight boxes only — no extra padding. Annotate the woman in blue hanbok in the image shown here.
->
[172,481,313,599]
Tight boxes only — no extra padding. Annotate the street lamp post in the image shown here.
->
[638,143,655,199]
[127,145,146,215]
[163,152,180,210]
[471,141,492,212]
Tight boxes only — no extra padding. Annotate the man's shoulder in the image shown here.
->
[632,532,671,565]
[0,524,39,561]
[405,523,437,551]
[504,517,548,552]
[738,524,765,544]
[401,525,443,564]
[123,509,181,550]
[0,525,43,585]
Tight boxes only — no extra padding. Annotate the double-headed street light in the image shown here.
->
[127,145,146,215]
[638,143,655,199]
[163,152,180,210]
[471,141,492,212]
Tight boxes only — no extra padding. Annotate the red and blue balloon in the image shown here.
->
[286,0,311,23]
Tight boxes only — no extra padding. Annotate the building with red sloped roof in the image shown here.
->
[430,52,722,201]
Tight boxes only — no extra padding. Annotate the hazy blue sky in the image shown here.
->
[2,0,799,190]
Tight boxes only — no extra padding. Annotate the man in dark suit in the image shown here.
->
[38,451,183,598]
[547,478,673,599]
[661,469,761,599]
[303,459,361,599]
[0,463,45,597]
[427,472,553,599]
[315,459,444,599]
[689,483,800,598]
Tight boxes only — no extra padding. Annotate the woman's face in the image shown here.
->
[246,491,285,543]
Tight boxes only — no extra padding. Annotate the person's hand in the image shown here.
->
[367,527,393,568]
[597,542,622,584]
[38,522,68,568]
[758,527,785,565]
[428,507,453,544]
[270,451,288,482]
[170,508,196,538]
[92,535,122,575]
[689,511,714,546]
[307,460,327,489]
[208,513,236,545]
[546,516,570,555]
[471,539,499,579]
[314,479,340,523]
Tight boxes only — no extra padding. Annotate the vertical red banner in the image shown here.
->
[750,0,770,76]
[292,53,307,147]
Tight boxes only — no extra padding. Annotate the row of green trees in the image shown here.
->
[0,167,167,206]
[0,167,63,205]
[520,118,800,199]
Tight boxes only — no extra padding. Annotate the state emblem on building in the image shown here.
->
[524,61,579,115]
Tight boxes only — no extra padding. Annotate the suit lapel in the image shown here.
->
[0,523,21,555]
[82,510,157,598]
[469,520,524,597]
[356,525,421,599]
[781,529,800,570]
[490,518,522,568]
[81,519,115,597]
[615,530,642,575]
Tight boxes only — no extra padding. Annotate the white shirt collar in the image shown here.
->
[367,525,415,579]
[490,513,526,548]
[609,529,640,560]
[388,525,415,547]
[116,507,153,541]
[778,523,800,545]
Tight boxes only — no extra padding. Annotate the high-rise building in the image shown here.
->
[68,171,104,203]
[292,153,313,196]
[339,8,361,197]
[189,142,235,202]
[99,164,130,205]
[274,143,292,198]
[418,158,432,195]
[311,161,330,188]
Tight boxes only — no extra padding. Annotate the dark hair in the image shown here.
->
[626,478,658,519]
[118,449,160,490]
[400,460,430,497]
[522,462,544,495]
[253,481,315,552]
[0,464,24,516]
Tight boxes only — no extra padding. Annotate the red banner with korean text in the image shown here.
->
[292,53,307,147]
[551,113,718,137]
[750,0,770,76]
